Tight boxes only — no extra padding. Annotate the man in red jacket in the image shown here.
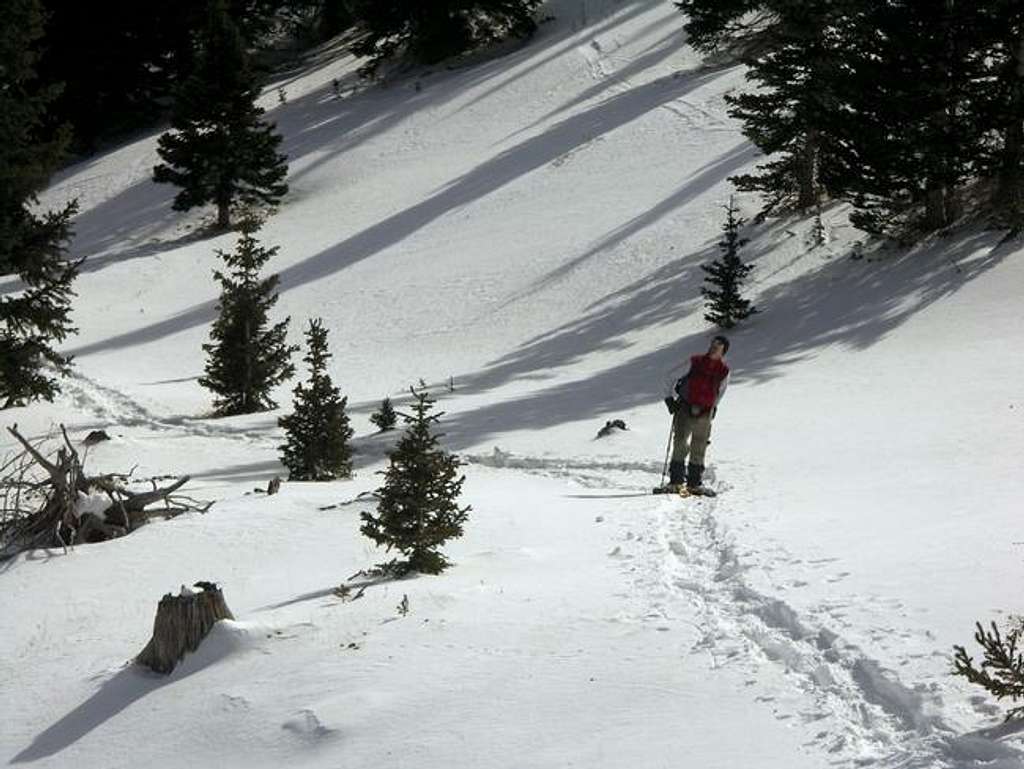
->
[663,335,730,493]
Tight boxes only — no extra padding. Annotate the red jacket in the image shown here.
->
[685,354,730,410]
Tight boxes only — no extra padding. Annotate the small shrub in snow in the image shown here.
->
[278,318,353,481]
[953,618,1024,721]
[360,388,470,575]
[701,196,757,330]
[369,396,397,432]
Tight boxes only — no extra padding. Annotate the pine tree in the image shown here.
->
[0,0,80,409]
[199,220,297,416]
[370,396,397,432]
[840,1,987,236]
[37,1,300,152]
[954,618,1024,721]
[153,0,289,230]
[724,0,865,216]
[674,0,767,55]
[350,0,541,72]
[702,197,756,329]
[278,319,353,480]
[971,3,1024,225]
[360,388,470,575]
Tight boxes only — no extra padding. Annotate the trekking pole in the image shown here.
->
[660,417,674,489]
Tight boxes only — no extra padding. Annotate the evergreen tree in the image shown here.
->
[971,3,1024,225]
[350,0,541,72]
[370,396,397,432]
[674,0,767,55]
[954,618,1024,721]
[0,0,80,409]
[153,0,289,230]
[199,220,297,416]
[726,0,860,216]
[360,388,470,575]
[840,1,987,236]
[702,197,756,329]
[278,318,353,480]
[37,1,317,152]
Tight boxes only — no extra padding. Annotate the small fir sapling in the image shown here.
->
[370,396,397,431]
[278,318,353,481]
[360,388,470,575]
[953,618,1024,721]
[701,196,757,329]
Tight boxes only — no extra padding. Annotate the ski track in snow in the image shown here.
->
[618,493,1022,768]
[466,451,1022,768]
[59,368,277,449]
[20,356,1024,769]
[462,446,664,481]
[575,31,733,133]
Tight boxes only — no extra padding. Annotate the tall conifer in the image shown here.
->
[153,0,288,229]
[674,0,766,54]
[972,3,1024,224]
[726,0,858,215]
[0,0,79,409]
[836,1,986,235]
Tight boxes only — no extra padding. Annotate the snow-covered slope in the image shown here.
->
[3,1,1023,767]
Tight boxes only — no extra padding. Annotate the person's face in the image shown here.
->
[708,340,726,359]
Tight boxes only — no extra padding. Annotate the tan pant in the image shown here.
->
[671,407,713,467]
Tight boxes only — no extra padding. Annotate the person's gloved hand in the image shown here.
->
[664,397,677,414]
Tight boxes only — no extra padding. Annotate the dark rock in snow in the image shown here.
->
[83,430,111,446]
[596,419,627,439]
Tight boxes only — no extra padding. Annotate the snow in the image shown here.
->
[3,0,1024,767]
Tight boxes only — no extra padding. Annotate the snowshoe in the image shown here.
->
[653,484,718,497]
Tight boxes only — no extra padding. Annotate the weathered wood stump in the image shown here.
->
[136,582,234,674]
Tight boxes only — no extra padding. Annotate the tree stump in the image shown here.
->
[136,582,234,674]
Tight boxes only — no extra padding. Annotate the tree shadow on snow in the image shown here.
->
[49,0,656,284]
[66,63,728,358]
[431,227,1017,451]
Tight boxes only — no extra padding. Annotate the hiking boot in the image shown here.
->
[686,463,704,491]
[668,460,686,487]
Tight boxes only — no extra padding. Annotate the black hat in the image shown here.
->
[712,335,730,354]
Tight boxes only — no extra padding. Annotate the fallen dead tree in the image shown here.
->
[1,424,212,555]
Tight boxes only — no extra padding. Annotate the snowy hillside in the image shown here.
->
[3,0,1024,767]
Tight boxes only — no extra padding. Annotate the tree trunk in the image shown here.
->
[243,317,252,412]
[136,583,234,675]
[924,186,950,230]
[217,199,231,230]
[796,130,821,212]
